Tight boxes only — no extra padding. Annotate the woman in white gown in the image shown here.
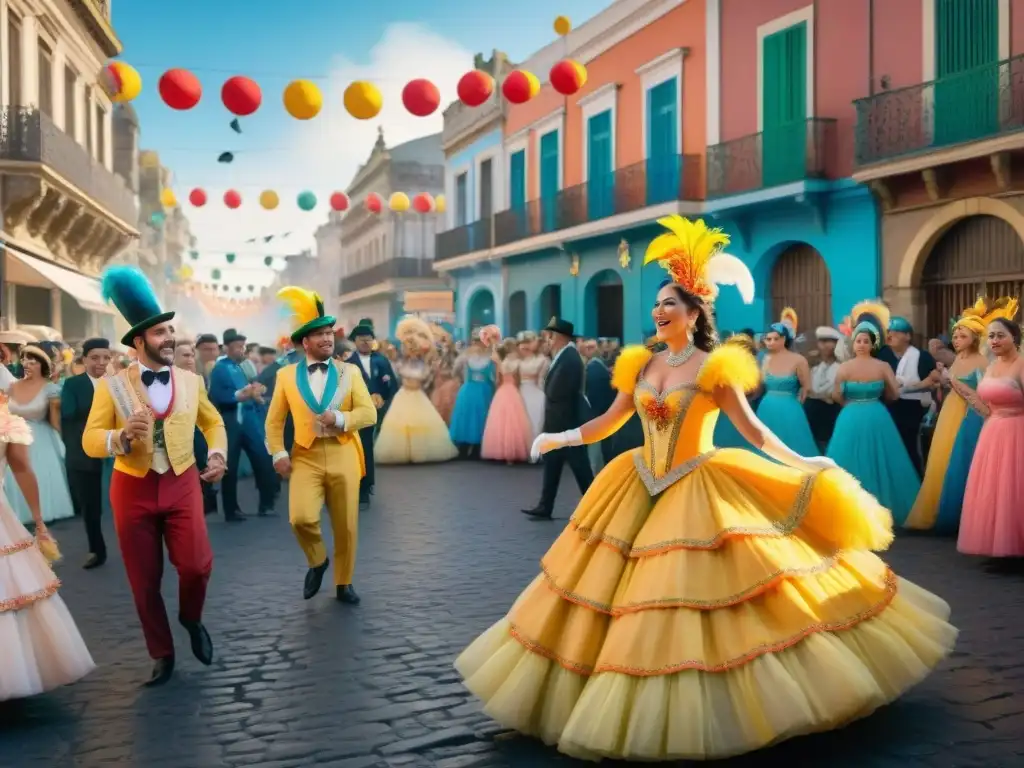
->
[515,331,549,440]
[0,404,95,701]
[4,345,74,525]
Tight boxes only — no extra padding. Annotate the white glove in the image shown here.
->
[761,433,836,474]
[530,429,583,462]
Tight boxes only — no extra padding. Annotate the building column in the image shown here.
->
[0,1,10,106]
[74,77,86,145]
[19,15,39,108]
[103,105,113,171]
[49,287,62,335]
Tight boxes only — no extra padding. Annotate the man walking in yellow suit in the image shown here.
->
[265,287,376,602]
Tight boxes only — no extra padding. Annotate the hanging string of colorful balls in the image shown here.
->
[100,16,583,212]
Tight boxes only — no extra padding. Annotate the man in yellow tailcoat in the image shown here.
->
[265,287,376,603]
[83,266,227,688]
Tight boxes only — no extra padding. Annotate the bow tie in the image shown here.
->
[141,369,170,387]
[307,362,328,374]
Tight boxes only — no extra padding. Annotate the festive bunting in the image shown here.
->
[149,211,165,227]
[457,70,494,107]
[283,79,322,120]
[297,191,317,211]
[212,269,222,280]
[159,68,202,110]
[402,79,440,117]
[264,256,274,266]
[229,118,242,134]
[101,62,142,103]
[222,76,262,116]
[189,188,207,207]
[502,70,540,104]
[344,81,383,120]
[179,265,194,280]
[259,190,279,210]
[226,253,236,263]
[217,152,234,164]
[389,192,410,213]
[189,250,199,260]
[329,192,349,212]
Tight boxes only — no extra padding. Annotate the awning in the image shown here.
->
[4,247,114,315]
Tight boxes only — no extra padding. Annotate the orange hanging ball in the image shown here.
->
[402,79,441,117]
[457,70,494,107]
[550,59,587,96]
[501,70,540,105]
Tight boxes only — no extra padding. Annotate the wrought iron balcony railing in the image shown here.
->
[0,107,137,224]
[435,219,493,262]
[340,256,438,294]
[705,118,836,198]
[491,154,703,249]
[855,54,1024,166]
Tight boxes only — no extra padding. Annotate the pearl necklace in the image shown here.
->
[666,344,696,367]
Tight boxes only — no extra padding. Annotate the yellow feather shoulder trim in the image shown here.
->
[611,346,653,395]
[696,344,760,393]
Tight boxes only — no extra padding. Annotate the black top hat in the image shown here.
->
[196,333,218,346]
[223,328,246,345]
[348,318,376,341]
[543,316,574,338]
[81,337,110,356]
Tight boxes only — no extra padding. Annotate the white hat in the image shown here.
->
[815,326,842,341]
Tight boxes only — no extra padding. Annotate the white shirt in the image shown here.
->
[357,353,372,377]
[138,363,172,413]
[811,360,839,398]
[88,374,101,389]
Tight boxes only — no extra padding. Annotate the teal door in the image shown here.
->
[509,149,526,238]
[934,0,999,148]
[587,110,613,220]
[762,22,807,187]
[646,79,679,205]
[540,129,559,232]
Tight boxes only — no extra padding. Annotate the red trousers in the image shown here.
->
[110,465,213,660]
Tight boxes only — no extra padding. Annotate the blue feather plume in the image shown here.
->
[101,265,164,325]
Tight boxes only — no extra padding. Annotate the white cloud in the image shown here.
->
[180,23,472,289]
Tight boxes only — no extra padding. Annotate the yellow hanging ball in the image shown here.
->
[259,190,279,210]
[103,61,142,102]
[179,265,194,280]
[388,192,410,213]
[344,81,383,120]
[434,194,446,214]
[283,79,322,120]
[554,16,571,36]
[160,188,177,208]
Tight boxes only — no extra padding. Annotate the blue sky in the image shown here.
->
[114,0,607,288]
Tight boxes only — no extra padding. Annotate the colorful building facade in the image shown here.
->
[852,0,1024,339]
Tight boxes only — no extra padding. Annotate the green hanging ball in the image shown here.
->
[211,269,221,280]
[189,250,199,260]
[248,285,254,292]
[297,191,317,211]
[235,285,242,293]
[226,253,236,264]
[264,256,273,267]
[149,211,165,227]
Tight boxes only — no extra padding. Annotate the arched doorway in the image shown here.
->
[922,214,1024,338]
[583,269,624,340]
[466,288,495,334]
[538,284,562,328]
[769,243,832,336]
[508,291,527,335]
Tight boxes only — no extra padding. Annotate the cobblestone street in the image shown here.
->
[2,461,1023,768]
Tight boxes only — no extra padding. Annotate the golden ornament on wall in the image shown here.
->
[569,253,580,277]
[618,239,631,270]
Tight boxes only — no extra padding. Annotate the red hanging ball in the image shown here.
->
[221,76,262,116]
[224,189,242,209]
[329,192,349,212]
[365,193,382,213]
[457,70,494,107]
[412,193,434,214]
[402,79,441,117]
[189,188,207,207]
[159,68,202,110]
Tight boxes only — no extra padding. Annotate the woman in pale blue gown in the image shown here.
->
[448,336,495,459]
[3,346,74,525]
[754,310,818,457]
[935,368,985,533]
[827,317,920,525]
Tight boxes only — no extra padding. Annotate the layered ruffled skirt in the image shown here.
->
[455,448,956,761]
[375,387,458,465]
[0,495,95,701]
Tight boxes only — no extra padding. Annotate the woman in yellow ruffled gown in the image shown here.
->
[454,216,957,762]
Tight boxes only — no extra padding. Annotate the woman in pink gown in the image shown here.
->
[958,311,1024,558]
[481,339,533,463]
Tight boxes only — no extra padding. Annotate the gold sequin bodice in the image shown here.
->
[633,379,719,495]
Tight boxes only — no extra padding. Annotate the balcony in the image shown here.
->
[340,257,439,294]
[491,154,703,249]
[436,219,493,262]
[0,107,137,272]
[706,118,836,198]
[854,55,1024,167]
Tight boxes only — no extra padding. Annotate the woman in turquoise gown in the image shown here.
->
[754,309,818,457]
[827,314,921,525]
[935,368,985,533]
[713,333,760,450]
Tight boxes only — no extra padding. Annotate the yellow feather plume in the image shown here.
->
[644,216,731,301]
[850,300,891,333]
[983,296,1020,325]
[276,286,322,328]
[780,307,799,334]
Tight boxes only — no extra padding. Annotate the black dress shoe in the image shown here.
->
[336,584,361,604]
[180,619,214,665]
[144,657,175,687]
[83,553,106,570]
[257,507,277,517]
[521,506,553,519]
[358,495,370,511]
[303,558,330,600]
[225,514,246,523]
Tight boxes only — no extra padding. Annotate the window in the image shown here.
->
[509,149,526,210]
[8,13,22,107]
[37,40,53,117]
[85,87,95,155]
[95,103,106,164]
[64,65,78,137]
[479,158,493,218]
[455,172,468,227]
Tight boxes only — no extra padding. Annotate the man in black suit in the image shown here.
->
[348,319,397,510]
[581,339,616,468]
[522,318,594,519]
[61,337,113,569]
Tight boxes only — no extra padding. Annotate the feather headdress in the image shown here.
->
[850,299,891,349]
[276,286,336,343]
[983,296,1019,325]
[100,265,175,346]
[643,216,755,304]
[953,296,989,336]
